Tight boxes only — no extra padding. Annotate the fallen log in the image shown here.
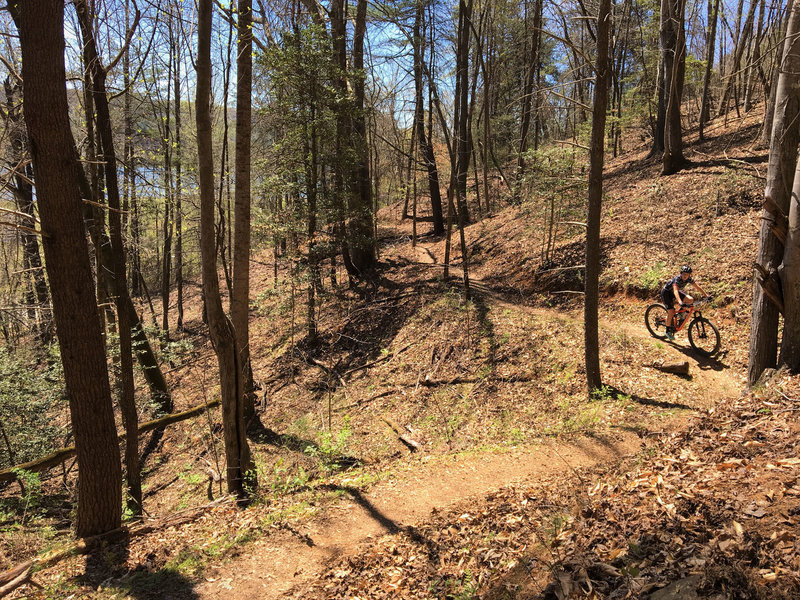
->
[382,417,419,452]
[650,361,690,376]
[0,399,221,483]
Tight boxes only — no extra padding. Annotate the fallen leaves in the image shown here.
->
[307,375,800,599]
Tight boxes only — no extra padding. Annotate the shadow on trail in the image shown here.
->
[606,384,692,410]
[666,342,730,372]
[318,485,438,554]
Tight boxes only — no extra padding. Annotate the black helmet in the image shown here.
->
[681,265,693,274]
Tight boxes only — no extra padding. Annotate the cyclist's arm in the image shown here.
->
[673,283,681,304]
[691,281,709,297]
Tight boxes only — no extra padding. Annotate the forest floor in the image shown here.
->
[2,108,796,599]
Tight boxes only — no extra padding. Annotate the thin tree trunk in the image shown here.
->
[585,0,612,394]
[413,0,445,235]
[716,0,758,118]
[662,0,687,175]
[161,29,174,341]
[196,0,254,500]
[349,0,376,272]
[233,0,256,423]
[174,21,184,332]
[699,0,720,139]
[75,0,142,514]
[514,0,543,198]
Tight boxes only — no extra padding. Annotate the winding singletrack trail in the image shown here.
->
[196,432,642,599]
[196,238,743,599]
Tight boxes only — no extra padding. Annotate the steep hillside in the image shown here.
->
[0,109,771,599]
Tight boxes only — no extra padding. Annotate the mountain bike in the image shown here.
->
[644,297,720,356]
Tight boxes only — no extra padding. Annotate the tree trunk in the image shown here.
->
[758,7,790,149]
[161,35,173,341]
[585,0,612,394]
[196,0,254,500]
[174,20,184,332]
[233,0,256,424]
[716,0,758,118]
[413,0,445,235]
[349,0,377,273]
[662,0,687,175]
[17,0,122,537]
[779,153,800,369]
[3,80,50,340]
[514,0,543,198]
[748,0,800,386]
[699,0,720,138]
[74,0,142,515]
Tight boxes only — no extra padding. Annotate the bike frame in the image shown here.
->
[668,299,707,332]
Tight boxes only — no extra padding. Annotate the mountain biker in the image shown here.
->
[661,265,710,341]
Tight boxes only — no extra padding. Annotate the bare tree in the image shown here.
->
[585,0,612,394]
[233,0,256,422]
[196,0,255,500]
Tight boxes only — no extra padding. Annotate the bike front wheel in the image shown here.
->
[688,317,720,356]
[645,303,669,339]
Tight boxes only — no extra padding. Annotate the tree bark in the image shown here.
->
[196,0,254,500]
[779,153,800,369]
[233,0,256,423]
[585,0,612,394]
[413,0,445,235]
[75,0,143,515]
[661,0,687,175]
[749,0,800,386]
[349,0,377,273]
[514,0,544,198]
[17,0,122,537]
[699,0,720,139]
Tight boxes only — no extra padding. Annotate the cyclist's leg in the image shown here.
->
[662,290,676,327]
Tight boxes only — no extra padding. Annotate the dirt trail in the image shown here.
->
[196,432,643,599]
[196,280,742,598]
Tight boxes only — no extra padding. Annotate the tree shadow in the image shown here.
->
[107,567,200,600]
[247,421,360,468]
[317,484,437,552]
[70,530,200,600]
[605,384,692,410]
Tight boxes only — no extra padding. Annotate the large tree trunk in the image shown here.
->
[585,0,612,394]
[233,0,256,423]
[17,0,122,537]
[196,0,254,500]
[749,0,800,386]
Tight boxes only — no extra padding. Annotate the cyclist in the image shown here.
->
[661,265,710,341]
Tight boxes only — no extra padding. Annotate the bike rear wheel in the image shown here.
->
[645,303,669,339]
[688,317,720,356]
